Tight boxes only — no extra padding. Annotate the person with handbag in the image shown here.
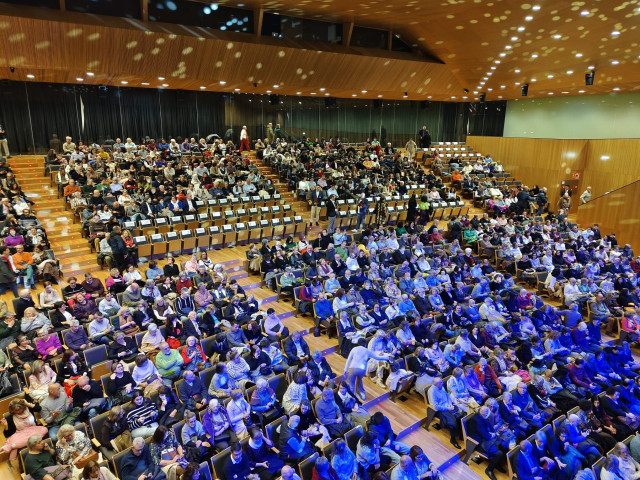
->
[132,355,164,397]
[55,424,98,470]
[100,406,132,454]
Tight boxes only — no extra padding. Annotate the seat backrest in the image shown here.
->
[112,447,132,479]
[198,366,216,391]
[344,425,363,453]
[84,344,108,367]
[89,411,110,443]
[199,462,213,480]
[211,446,232,480]
[172,420,185,444]
[265,416,286,445]
[20,438,54,473]
[299,452,319,480]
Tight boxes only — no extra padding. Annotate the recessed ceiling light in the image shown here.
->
[427,96,432,99]
[494,60,501,64]
[531,54,538,58]
[579,90,585,93]
[158,77,165,80]
[310,92,316,95]
[511,36,518,41]
[548,92,554,95]
[234,88,240,91]
[611,60,619,65]
[162,83,168,87]
[76,78,83,82]
[479,82,485,85]
[86,72,94,76]
[219,81,226,85]
[483,77,488,80]
[200,86,206,89]
[451,96,456,99]
[141,82,149,86]
[487,88,493,92]
[505,45,512,50]
[296,92,301,95]
[490,66,496,70]
[613,87,620,91]
[26,74,35,79]
[611,31,620,36]
[514,69,521,73]
[580,10,589,15]
[377,94,383,98]
[273,85,279,88]
[517,26,525,31]
[575,53,583,57]
[352,94,357,97]
[500,85,506,89]
[531,78,537,82]
[566,70,573,74]
[515,82,520,85]
[324,93,330,96]
[473,91,478,94]
[547,74,554,78]
[361,90,367,93]
[499,53,506,57]
[319,88,325,91]
[462,96,468,99]
[498,96,503,99]
[553,34,562,39]
[588,65,595,70]
[562,91,569,94]
[121,80,128,84]
[525,16,533,21]
[532,5,540,10]
[266,90,271,93]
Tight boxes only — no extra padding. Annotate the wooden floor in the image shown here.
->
[0,153,509,480]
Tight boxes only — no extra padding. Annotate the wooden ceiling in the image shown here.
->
[0,0,638,101]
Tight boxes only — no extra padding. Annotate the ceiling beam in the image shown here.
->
[343,21,353,47]
[254,8,263,39]
[140,0,148,22]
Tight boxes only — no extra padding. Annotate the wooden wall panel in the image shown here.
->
[467,135,640,249]
[577,180,640,252]
[466,136,588,211]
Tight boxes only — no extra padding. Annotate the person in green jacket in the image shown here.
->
[154,342,184,384]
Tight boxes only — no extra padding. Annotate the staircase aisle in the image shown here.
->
[10,155,94,278]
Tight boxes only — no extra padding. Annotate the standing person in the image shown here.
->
[343,345,389,402]
[354,193,369,232]
[309,185,325,227]
[240,126,250,152]
[0,123,10,158]
[405,139,417,162]
[108,228,128,272]
[326,194,337,234]
[580,186,592,204]
[266,122,274,144]
[0,247,18,297]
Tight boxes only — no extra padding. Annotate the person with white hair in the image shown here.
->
[120,436,163,480]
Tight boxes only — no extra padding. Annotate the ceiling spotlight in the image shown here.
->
[141,82,149,85]
[547,74,554,78]
[575,53,583,57]
[219,81,226,85]
[531,78,537,82]
[611,60,619,65]
[234,88,240,91]
[511,36,519,41]
[490,66,496,70]
[162,83,168,87]
[319,88,325,91]
[505,45,512,50]
[580,10,589,15]
[377,94,383,98]
[403,92,408,97]
[517,26,525,31]
[266,90,271,93]
[352,94,357,97]
[158,77,165,80]
[548,92,554,95]
[76,78,83,82]
[611,30,620,36]
[499,53,506,57]
[200,86,206,89]
[525,16,533,21]
[585,70,595,85]
[26,74,35,79]
[613,87,620,91]
[578,90,585,93]
[494,60,501,64]
[566,70,573,74]
[273,84,279,88]
[588,65,595,70]
[500,85,506,89]
[121,80,128,84]
[361,90,367,93]
[514,69,521,73]
[86,72,94,76]
[532,5,540,10]
[296,92,301,95]
[553,34,562,39]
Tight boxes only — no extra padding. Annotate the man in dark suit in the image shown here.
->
[469,406,507,480]
[283,330,310,366]
[515,440,545,480]
[413,289,433,317]
[141,197,156,218]
[326,194,337,234]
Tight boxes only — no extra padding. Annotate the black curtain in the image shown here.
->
[441,102,459,141]
[0,80,226,153]
[468,101,506,137]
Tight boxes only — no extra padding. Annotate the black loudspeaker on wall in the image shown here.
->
[521,84,529,96]
[585,71,595,86]
[373,99,382,108]
[324,97,337,107]
[269,94,279,105]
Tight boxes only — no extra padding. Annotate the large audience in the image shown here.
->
[1,131,640,480]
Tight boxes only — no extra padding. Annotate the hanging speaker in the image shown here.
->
[373,99,382,108]
[521,84,529,96]
[585,71,595,86]
[479,93,486,103]
[324,97,337,107]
